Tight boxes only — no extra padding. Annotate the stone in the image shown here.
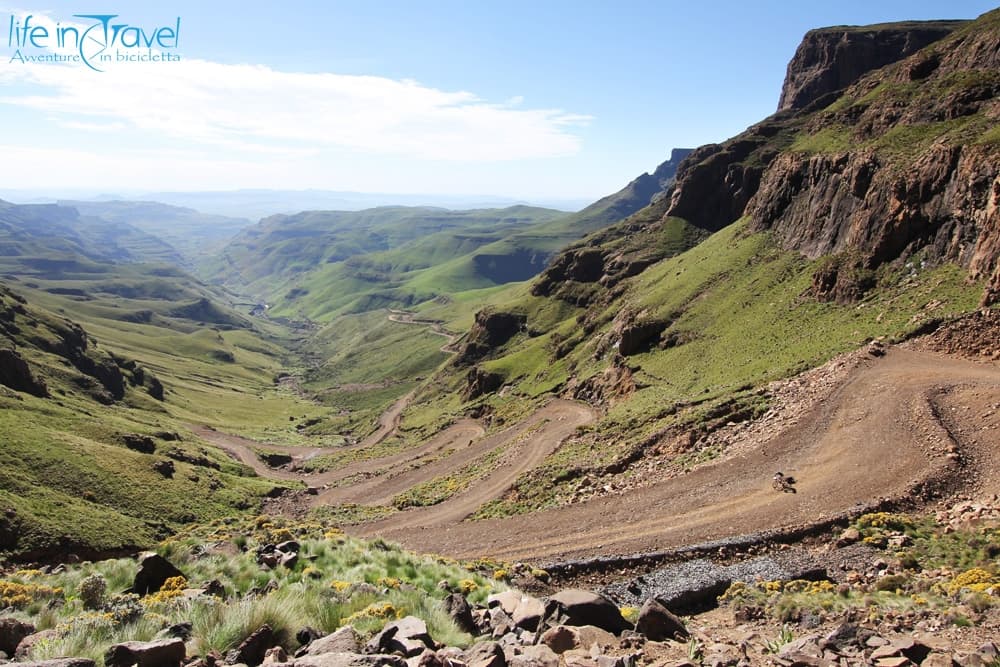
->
[14,629,61,660]
[306,627,362,656]
[263,647,289,664]
[131,552,184,595]
[508,645,558,667]
[105,638,185,667]
[225,624,275,666]
[488,591,523,616]
[462,641,506,667]
[511,596,545,632]
[153,459,176,477]
[155,621,193,642]
[920,654,954,667]
[0,617,35,656]
[634,599,688,642]
[836,528,861,546]
[545,590,631,635]
[442,594,477,635]
[540,626,577,654]
[367,617,434,658]
[286,654,407,667]
[874,658,911,667]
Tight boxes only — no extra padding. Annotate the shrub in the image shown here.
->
[79,573,107,610]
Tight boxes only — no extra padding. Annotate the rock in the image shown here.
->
[226,625,275,666]
[153,459,176,478]
[545,590,631,635]
[122,434,156,454]
[920,654,954,667]
[508,645,558,667]
[539,626,618,655]
[488,591,522,616]
[131,552,185,595]
[284,654,407,667]
[462,642,506,667]
[263,647,289,665]
[442,594,477,635]
[456,311,527,364]
[541,627,578,654]
[276,540,300,554]
[618,320,669,356]
[837,528,862,546]
[15,629,61,660]
[0,347,49,397]
[155,622,193,642]
[462,367,504,401]
[0,617,35,656]
[777,22,961,112]
[105,638,185,667]
[367,617,434,658]
[634,599,688,641]
[306,627,362,656]
[511,596,545,632]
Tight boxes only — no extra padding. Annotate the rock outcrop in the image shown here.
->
[777,21,964,112]
[456,310,527,364]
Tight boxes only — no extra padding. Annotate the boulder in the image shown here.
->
[462,641,506,667]
[0,348,49,397]
[131,552,185,595]
[305,627,362,656]
[105,638,185,667]
[633,599,688,641]
[508,645,558,667]
[280,654,407,667]
[442,594,477,635]
[226,624,276,666]
[544,590,631,635]
[122,434,155,454]
[152,459,175,478]
[0,617,35,656]
[539,626,617,655]
[511,596,545,632]
[15,629,60,659]
[366,617,434,658]
[487,591,522,616]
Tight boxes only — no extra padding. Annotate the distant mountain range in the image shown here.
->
[0,188,594,220]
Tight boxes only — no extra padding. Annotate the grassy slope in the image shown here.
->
[0,272,341,559]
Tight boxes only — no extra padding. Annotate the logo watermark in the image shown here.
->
[7,13,181,71]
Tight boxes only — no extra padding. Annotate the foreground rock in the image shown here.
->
[105,638,185,667]
[0,616,36,656]
[544,590,631,635]
[131,553,185,595]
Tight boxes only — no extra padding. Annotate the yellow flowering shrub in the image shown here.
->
[330,580,351,592]
[0,580,63,608]
[948,568,996,595]
[377,577,401,589]
[344,602,403,624]
[458,579,478,594]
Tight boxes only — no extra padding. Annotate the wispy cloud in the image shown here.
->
[0,11,591,162]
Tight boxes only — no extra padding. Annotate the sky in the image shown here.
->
[0,1,995,203]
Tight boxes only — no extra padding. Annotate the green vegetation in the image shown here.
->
[3,516,506,665]
[718,512,1000,626]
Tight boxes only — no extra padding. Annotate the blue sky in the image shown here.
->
[0,1,995,202]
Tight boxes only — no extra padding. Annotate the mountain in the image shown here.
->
[0,200,185,268]
[57,200,253,263]
[392,10,999,517]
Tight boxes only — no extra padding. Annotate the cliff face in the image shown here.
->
[748,13,1000,303]
[776,21,965,112]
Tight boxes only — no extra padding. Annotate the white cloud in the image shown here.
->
[0,11,591,162]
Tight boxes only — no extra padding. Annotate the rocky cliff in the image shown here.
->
[748,12,1000,304]
[776,21,965,112]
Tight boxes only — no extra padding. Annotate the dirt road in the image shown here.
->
[192,348,1000,565]
[360,349,1000,562]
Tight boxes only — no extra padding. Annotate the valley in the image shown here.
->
[1,6,999,666]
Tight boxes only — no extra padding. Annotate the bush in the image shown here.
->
[79,573,107,610]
